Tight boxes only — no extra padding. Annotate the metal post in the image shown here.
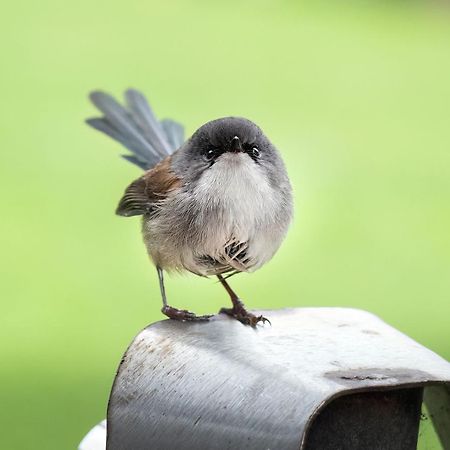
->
[79,308,450,450]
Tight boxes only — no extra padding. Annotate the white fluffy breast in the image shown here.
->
[189,153,285,272]
[144,152,291,275]
[196,153,276,230]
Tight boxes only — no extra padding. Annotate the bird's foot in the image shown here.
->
[162,305,213,322]
[219,299,271,327]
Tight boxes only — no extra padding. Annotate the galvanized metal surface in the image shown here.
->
[105,307,450,450]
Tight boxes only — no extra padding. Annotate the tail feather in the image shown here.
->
[161,119,184,150]
[86,117,150,160]
[89,91,162,161]
[124,89,172,156]
[86,89,184,170]
[121,154,151,170]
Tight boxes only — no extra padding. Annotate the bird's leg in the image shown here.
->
[217,274,270,326]
[157,267,212,321]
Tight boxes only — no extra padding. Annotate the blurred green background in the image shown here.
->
[1,1,449,448]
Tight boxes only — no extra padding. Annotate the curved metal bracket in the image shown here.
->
[100,308,450,449]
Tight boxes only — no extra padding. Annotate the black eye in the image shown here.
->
[206,149,216,160]
[252,147,260,158]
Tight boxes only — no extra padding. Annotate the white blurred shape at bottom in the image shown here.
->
[78,420,106,450]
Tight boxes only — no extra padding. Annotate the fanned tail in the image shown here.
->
[86,89,184,170]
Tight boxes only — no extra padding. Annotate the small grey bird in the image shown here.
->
[86,89,293,326]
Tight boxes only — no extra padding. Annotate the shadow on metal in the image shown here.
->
[79,308,450,450]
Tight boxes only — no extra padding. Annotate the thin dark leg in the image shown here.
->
[157,267,212,322]
[157,267,168,307]
[217,274,270,327]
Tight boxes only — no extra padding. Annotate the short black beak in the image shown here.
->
[230,136,243,153]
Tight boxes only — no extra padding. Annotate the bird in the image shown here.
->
[86,89,293,326]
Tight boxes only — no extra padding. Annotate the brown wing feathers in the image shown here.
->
[116,156,181,217]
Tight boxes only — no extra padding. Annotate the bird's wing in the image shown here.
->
[116,155,182,217]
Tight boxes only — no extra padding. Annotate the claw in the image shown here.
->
[258,315,272,326]
[248,314,271,327]
[162,305,213,322]
[219,305,271,327]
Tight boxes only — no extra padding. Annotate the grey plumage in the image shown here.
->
[86,89,293,325]
[160,119,185,151]
[86,89,184,170]
[124,89,172,157]
[120,155,151,171]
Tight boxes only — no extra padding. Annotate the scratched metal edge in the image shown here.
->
[106,326,145,450]
[104,311,257,448]
[105,308,450,450]
[297,305,450,449]
[104,308,298,448]
[299,380,450,449]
